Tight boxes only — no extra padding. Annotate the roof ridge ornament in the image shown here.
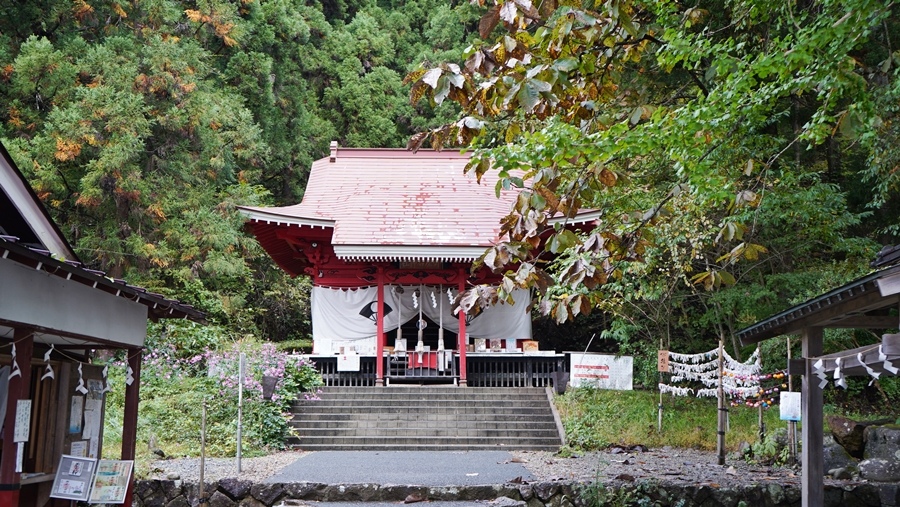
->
[329,140,338,162]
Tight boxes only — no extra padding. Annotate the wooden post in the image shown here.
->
[121,347,142,507]
[199,400,208,503]
[457,271,467,387]
[716,338,726,466]
[787,336,797,465]
[0,328,34,507]
[801,327,824,507]
[658,344,667,433]
[757,345,765,443]
[375,267,385,386]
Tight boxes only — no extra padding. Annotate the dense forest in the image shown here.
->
[0,0,482,346]
[2,0,900,403]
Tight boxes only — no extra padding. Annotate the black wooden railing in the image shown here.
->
[313,356,378,386]
[308,353,566,388]
[466,354,565,388]
[386,350,458,382]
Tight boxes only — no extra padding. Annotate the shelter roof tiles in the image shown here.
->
[0,236,205,323]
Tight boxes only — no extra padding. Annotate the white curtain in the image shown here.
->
[311,285,532,354]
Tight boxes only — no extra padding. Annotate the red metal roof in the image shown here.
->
[240,147,520,261]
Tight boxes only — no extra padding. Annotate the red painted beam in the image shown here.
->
[457,270,467,387]
[0,328,34,506]
[375,268,385,386]
[121,348,142,505]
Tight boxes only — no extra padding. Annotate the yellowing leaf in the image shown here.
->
[112,3,127,17]
[73,0,94,20]
[599,168,617,187]
[54,138,82,161]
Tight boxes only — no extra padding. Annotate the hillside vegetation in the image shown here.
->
[3,0,900,458]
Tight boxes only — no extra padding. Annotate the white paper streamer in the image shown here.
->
[41,344,55,381]
[813,359,828,389]
[660,347,762,398]
[430,291,437,309]
[658,383,693,397]
[15,442,23,473]
[75,363,89,394]
[125,365,134,386]
[859,352,881,380]
[101,364,111,394]
[8,344,20,380]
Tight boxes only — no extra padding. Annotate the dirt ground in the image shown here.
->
[151,446,823,489]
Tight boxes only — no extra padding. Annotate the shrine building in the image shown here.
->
[239,143,597,387]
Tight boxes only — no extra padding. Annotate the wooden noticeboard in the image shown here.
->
[88,459,134,504]
[49,455,96,502]
[657,350,670,372]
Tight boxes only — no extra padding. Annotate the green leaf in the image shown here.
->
[552,57,579,72]
[517,81,540,113]
[548,229,577,254]
[433,75,451,104]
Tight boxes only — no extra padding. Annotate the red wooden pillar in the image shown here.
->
[375,267,385,386]
[121,348,142,506]
[457,271,467,387]
[0,327,34,506]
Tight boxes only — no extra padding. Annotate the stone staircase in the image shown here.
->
[287,386,564,451]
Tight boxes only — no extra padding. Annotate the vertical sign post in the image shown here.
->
[237,353,244,473]
[716,339,726,466]
[657,349,669,433]
[200,400,208,503]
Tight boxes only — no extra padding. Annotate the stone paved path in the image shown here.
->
[264,451,535,486]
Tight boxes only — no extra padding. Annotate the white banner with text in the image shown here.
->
[568,353,633,390]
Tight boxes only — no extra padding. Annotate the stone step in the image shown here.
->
[291,427,561,437]
[291,405,552,415]
[286,387,563,451]
[287,442,563,452]
[290,419,558,429]
[287,435,559,451]
[292,398,547,408]
[313,387,548,394]
[312,390,548,399]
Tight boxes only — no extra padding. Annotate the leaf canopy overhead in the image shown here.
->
[407,0,897,354]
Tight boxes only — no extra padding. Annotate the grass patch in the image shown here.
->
[556,387,786,452]
[557,386,900,454]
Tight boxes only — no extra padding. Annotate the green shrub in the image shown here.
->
[103,334,323,464]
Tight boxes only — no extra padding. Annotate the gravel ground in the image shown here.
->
[148,447,804,488]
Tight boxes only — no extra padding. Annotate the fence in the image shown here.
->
[308,353,566,388]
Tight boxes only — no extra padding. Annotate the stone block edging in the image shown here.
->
[133,478,900,507]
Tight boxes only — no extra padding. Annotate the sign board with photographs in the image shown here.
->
[88,459,134,504]
[50,455,96,502]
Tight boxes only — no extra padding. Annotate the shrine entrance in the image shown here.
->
[239,144,598,387]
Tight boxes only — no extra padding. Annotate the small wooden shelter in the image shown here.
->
[240,143,597,386]
[0,142,203,506]
[737,250,900,507]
